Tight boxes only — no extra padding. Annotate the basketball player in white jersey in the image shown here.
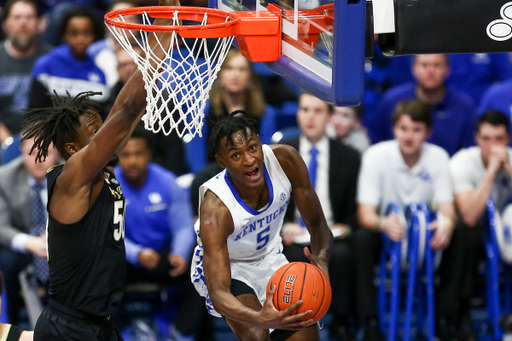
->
[191,111,333,341]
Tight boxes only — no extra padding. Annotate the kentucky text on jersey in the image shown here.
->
[234,200,290,242]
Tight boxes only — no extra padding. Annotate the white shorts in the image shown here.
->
[191,243,288,317]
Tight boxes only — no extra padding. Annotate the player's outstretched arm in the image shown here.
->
[200,190,314,330]
[65,0,180,186]
[272,144,333,276]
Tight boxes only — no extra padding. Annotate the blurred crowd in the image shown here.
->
[0,0,512,341]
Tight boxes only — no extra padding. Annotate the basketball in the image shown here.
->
[266,262,332,323]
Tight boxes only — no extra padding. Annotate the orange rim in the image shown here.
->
[104,6,241,37]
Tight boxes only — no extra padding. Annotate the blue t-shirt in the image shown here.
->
[366,82,476,156]
[114,163,196,266]
[32,45,109,101]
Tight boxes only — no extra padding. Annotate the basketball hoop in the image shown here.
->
[104,6,282,138]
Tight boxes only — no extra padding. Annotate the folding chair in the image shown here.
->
[378,202,435,341]
[484,197,512,340]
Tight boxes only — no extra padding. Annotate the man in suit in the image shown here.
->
[0,137,59,324]
[280,92,360,341]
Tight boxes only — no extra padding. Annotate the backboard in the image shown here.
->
[209,0,366,106]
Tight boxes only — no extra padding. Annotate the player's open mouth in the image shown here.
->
[244,167,260,180]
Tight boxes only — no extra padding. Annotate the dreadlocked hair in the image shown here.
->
[22,91,102,162]
[207,110,260,160]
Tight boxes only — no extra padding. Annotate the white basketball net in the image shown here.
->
[107,10,235,138]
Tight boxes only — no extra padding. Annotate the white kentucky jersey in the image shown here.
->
[191,144,292,316]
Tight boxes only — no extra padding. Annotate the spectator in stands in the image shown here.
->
[0,137,59,325]
[330,105,370,153]
[280,92,359,341]
[355,99,460,341]
[39,0,106,47]
[0,271,33,340]
[0,0,52,142]
[115,128,213,340]
[365,54,476,156]
[451,111,512,225]
[28,7,108,109]
[449,110,512,339]
[185,48,277,173]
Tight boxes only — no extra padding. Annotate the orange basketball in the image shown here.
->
[266,262,332,323]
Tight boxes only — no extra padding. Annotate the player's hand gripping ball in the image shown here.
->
[266,262,332,323]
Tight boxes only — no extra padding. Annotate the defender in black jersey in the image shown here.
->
[20,1,178,340]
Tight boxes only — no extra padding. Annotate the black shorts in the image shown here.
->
[34,301,123,341]
[230,279,297,341]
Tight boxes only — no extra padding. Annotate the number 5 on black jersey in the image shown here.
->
[113,200,125,241]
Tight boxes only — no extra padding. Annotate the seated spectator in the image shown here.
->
[365,54,476,156]
[39,0,106,47]
[0,0,52,141]
[280,92,360,341]
[0,271,33,340]
[185,48,277,173]
[330,105,370,153]
[355,99,461,341]
[451,111,512,224]
[0,137,59,325]
[28,7,108,109]
[449,110,512,339]
[114,128,213,340]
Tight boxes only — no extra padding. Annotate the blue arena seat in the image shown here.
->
[484,198,512,340]
[378,202,435,341]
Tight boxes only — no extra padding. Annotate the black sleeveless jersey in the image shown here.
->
[46,165,126,317]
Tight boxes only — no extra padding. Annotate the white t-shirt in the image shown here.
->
[449,146,512,210]
[358,140,453,215]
